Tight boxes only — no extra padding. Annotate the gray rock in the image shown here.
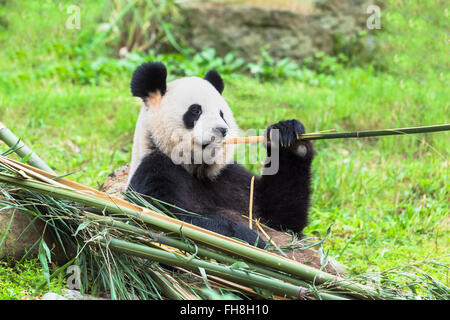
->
[0,195,71,263]
[180,0,384,62]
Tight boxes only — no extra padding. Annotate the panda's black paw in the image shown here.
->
[266,119,305,147]
[265,120,313,158]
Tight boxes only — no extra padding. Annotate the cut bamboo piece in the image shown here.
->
[0,122,56,174]
[226,136,265,145]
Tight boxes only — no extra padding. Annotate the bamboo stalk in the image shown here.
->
[224,124,450,145]
[248,176,255,230]
[0,122,55,174]
[0,172,398,299]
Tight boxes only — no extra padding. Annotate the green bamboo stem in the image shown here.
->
[302,124,450,141]
[0,122,55,174]
[103,237,348,300]
[0,173,395,299]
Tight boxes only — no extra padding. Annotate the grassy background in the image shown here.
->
[0,0,448,298]
[0,259,65,299]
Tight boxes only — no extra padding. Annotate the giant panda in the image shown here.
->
[127,62,314,249]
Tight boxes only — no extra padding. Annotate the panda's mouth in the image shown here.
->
[201,142,222,150]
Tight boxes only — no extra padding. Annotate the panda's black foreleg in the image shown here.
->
[175,213,266,249]
[127,187,266,248]
[255,119,314,235]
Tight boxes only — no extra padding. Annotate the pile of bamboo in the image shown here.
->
[1,122,449,299]
[0,155,384,299]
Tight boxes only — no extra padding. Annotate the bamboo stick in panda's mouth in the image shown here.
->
[223,136,266,145]
[223,124,450,145]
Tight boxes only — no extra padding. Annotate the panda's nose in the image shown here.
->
[214,127,228,137]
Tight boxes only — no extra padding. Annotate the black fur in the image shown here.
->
[204,70,224,94]
[128,119,314,247]
[258,120,313,233]
[131,62,167,99]
[183,104,202,129]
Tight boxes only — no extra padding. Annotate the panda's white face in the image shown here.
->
[144,76,238,178]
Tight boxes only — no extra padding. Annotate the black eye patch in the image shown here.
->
[183,104,202,129]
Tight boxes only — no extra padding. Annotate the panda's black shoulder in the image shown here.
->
[133,150,174,174]
[128,151,190,191]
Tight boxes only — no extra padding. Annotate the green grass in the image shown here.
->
[0,259,66,299]
[0,0,448,297]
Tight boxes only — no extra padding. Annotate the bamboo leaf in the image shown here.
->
[0,208,15,250]
[73,221,91,236]
[230,261,250,270]
[38,239,51,289]
[198,267,211,290]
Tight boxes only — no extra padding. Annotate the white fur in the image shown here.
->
[128,103,152,182]
[127,76,238,186]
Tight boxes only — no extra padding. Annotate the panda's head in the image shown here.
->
[131,62,238,179]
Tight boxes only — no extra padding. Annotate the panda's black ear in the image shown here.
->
[204,70,224,95]
[131,62,167,100]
